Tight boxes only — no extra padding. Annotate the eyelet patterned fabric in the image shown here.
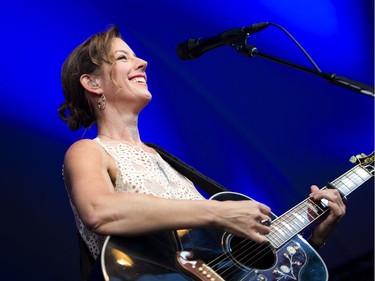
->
[68,138,204,259]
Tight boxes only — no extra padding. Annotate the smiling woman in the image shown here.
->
[57,25,347,281]
[58,26,151,131]
[0,1,372,280]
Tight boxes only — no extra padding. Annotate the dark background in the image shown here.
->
[0,1,373,280]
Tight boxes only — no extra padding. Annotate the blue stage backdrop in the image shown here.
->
[0,1,373,280]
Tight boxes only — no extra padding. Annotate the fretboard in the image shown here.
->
[266,164,373,249]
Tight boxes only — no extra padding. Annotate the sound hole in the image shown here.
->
[227,235,275,270]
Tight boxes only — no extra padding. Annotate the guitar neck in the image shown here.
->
[267,162,373,249]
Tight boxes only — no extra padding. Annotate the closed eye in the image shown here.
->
[116,55,127,61]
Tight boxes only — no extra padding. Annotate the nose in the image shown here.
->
[136,57,147,71]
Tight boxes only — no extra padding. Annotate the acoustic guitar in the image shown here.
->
[97,152,374,281]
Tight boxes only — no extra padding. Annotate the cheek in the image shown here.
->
[111,66,131,86]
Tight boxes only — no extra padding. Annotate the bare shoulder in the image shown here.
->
[65,139,99,157]
[66,138,99,152]
[64,139,107,167]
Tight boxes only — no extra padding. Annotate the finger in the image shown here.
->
[256,220,271,235]
[309,187,339,203]
[250,232,269,244]
[260,217,272,226]
[258,203,272,215]
[309,185,322,200]
[320,189,344,207]
[310,185,320,193]
[328,199,346,217]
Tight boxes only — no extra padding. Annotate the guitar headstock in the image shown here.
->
[350,152,374,176]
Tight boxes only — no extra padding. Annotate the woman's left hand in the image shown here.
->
[308,185,346,247]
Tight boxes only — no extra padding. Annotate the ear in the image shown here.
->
[80,74,102,94]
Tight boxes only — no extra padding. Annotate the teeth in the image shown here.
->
[130,77,146,83]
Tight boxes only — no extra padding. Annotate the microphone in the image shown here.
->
[176,22,269,60]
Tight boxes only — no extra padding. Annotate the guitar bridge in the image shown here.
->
[176,251,224,281]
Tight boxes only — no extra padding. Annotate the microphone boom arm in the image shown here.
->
[233,43,374,98]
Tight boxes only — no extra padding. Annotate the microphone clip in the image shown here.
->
[232,42,258,58]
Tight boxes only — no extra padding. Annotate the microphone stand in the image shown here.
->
[233,43,374,98]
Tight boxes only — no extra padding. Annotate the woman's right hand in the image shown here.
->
[211,200,272,243]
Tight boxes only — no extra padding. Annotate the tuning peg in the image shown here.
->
[349,156,357,163]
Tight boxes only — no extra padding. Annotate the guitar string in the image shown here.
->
[226,243,275,281]
[204,197,329,280]
[203,234,263,279]
[225,165,369,279]
[192,165,366,279]
[220,209,310,281]
[214,235,283,281]
[232,193,353,280]
[222,169,357,275]
[236,186,360,280]
[203,226,278,280]
[205,218,298,279]
[228,200,330,280]
[204,200,313,270]
[214,243,267,280]
[264,198,328,247]
[260,198,321,245]
[217,229,299,279]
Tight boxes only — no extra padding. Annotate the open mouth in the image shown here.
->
[130,76,146,84]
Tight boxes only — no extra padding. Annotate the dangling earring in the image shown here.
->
[97,94,106,110]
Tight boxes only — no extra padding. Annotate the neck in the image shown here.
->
[97,109,142,146]
[97,130,157,154]
[97,127,142,145]
[97,125,142,147]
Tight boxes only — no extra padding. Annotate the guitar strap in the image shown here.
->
[145,142,228,196]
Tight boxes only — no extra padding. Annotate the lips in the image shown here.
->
[129,75,146,84]
[130,77,146,83]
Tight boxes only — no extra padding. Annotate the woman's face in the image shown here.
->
[99,37,151,109]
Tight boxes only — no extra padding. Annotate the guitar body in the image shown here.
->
[99,192,328,281]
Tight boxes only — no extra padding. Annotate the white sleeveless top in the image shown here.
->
[69,138,204,259]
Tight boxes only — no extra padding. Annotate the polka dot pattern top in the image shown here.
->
[70,138,204,259]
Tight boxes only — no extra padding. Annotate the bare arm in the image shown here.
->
[63,140,272,243]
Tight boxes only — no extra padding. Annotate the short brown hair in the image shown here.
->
[58,25,121,131]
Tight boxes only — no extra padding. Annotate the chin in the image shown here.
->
[144,91,152,101]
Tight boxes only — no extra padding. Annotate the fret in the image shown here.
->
[291,205,309,231]
[267,226,286,248]
[292,212,306,224]
[278,212,302,234]
[350,172,367,186]
[334,179,354,195]
[276,214,297,234]
[273,225,286,237]
[295,203,309,222]
[296,200,325,222]
[331,166,371,197]
[354,166,372,181]
[306,200,324,220]
[268,217,293,247]
[268,201,312,247]
[286,215,303,232]
[341,177,357,189]
[266,152,373,249]
[268,197,329,248]
[281,221,293,232]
